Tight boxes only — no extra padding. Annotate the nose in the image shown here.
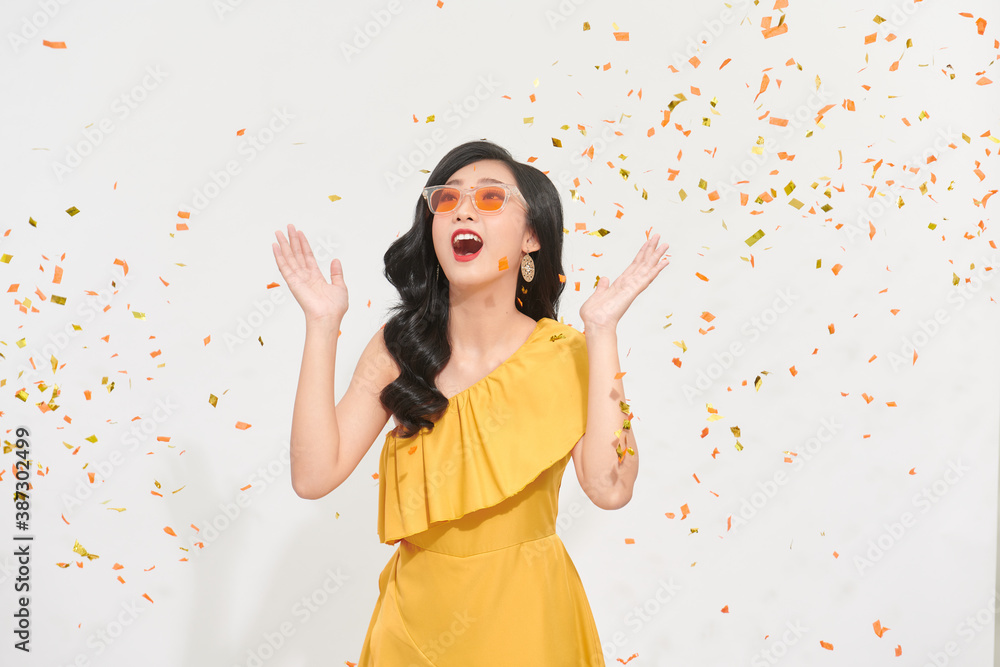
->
[452,189,478,219]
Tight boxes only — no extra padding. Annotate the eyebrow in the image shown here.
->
[444,176,506,187]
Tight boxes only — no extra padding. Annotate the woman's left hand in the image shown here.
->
[579,233,670,332]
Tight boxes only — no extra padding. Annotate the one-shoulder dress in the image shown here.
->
[357,317,606,666]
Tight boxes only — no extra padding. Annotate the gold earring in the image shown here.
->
[520,253,535,283]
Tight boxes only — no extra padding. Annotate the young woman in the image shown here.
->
[271,140,670,665]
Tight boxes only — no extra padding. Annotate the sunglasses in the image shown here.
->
[422,183,529,215]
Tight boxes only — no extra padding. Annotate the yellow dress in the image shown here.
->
[358,317,606,666]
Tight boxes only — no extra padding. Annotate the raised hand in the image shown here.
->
[579,233,670,332]
[272,223,348,325]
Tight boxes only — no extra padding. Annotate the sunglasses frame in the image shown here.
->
[422,183,529,216]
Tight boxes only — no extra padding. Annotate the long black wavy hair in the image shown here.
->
[380,140,566,438]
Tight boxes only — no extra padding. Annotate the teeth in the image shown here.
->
[453,233,482,243]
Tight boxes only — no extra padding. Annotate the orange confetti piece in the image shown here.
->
[614,371,626,380]
[719,58,731,69]
[177,211,190,219]
[235,421,251,430]
[762,23,788,39]
[873,619,889,638]
[689,55,701,68]
[613,32,629,41]
[895,645,902,656]
[820,640,833,650]
[976,17,987,35]
[142,593,154,604]
[721,605,729,613]
[680,503,690,518]
[909,468,916,475]
[371,472,379,480]
[665,512,675,519]
[768,117,788,127]
[62,514,69,524]
[43,40,67,48]
[117,575,126,584]
[163,526,176,536]
[498,256,509,271]
[113,562,124,570]
[833,551,839,558]
[832,264,843,275]
[624,537,635,544]
[695,272,709,281]
[864,33,877,44]
[828,323,835,334]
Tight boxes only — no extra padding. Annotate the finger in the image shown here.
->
[330,257,345,284]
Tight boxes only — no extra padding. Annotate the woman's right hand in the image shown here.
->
[272,223,348,325]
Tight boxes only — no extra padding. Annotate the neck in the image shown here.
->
[446,280,537,358]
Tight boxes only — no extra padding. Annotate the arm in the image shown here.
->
[289,324,397,499]
[572,233,671,509]
[572,328,636,510]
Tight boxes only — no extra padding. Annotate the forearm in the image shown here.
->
[580,326,638,509]
[289,319,342,499]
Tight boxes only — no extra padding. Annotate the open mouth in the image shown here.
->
[452,231,483,261]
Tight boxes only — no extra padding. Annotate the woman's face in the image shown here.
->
[431,159,539,291]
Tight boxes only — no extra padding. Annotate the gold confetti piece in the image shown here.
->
[549,333,566,341]
[51,295,66,305]
[679,189,687,201]
[619,168,630,180]
[746,230,765,246]
[873,14,885,23]
[754,375,763,391]
[582,22,590,30]
[66,206,80,216]
[698,179,707,190]
[735,441,744,451]
[0,254,12,264]
[523,117,534,125]
[784,181,796,195]
[132,312,146,320]
[788,198,804,209]
[588,228,611,237]
[328,195,341,202]
[425,115,435,123]
[85,435,98,443]
[552,138,562,148]
[107,507,126,512]
[72,540,99,560]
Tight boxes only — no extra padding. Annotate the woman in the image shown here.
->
[271,140,670,665]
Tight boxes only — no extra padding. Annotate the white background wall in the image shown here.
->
[1,0,998,665]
